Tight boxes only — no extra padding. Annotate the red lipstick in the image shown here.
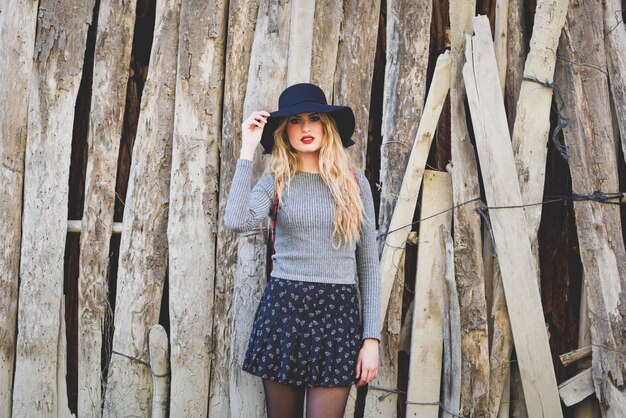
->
[301,135,314,144]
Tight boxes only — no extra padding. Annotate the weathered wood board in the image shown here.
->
[78,0,137,415]
[333,0,382,169]
[228,0,292,415]
[449,2,490,415]
[103,0,179,415]
[405,170,452,417]
[12,1,96,415]
[463,15,563,418]
[210,0,260,416]
[0,1,38,414]
[167,1,228,416]
[555,6,626,416]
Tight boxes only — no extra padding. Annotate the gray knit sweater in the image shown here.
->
[224,159,381,341]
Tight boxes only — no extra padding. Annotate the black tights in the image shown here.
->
[262,379,351,418]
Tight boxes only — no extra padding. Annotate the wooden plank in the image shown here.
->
[332,0,381,169]
[286,0,315,85]
[229,233,268,418]
[603,0,626,162]
[0,1,38,414]
[488,236,513,418]
[559,369,595,407]
[366,1,432,415]
[405,170,452,417]
[210,0,260,416]
[510,0,568,253]
[555,7,626,416]
[463,15,563,418]
[379,50,450,326]
[228,0,292,415]
[378,0,432,235]
[441,226,461,418]
[12,1,96,415]
[449,2,490,415]
[149,325,170,418]
[77,0,137,415]
[310,0,343,96]
[374,54,449,414]
[167,0,228,416]
[102,0,179,415]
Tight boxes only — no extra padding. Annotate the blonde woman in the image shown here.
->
[225,83,380,418]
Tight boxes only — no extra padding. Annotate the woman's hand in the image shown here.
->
[240,110,270,160]
[355,338,379,387]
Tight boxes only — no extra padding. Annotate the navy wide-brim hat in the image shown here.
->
[260,83,356,154]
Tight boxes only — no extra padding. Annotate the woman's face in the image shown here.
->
[285,112,325,155]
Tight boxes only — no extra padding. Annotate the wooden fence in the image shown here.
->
[1,0,625,417]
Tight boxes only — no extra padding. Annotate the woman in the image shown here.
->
[224,83,381,418]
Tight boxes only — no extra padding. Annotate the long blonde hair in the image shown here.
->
[269,113,366,248]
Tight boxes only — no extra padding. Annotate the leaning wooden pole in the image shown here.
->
[149,325,170,418]
[211,1,260,416]
[12,1,96,415]
[510,0,568,254]
[463,16,563,418]
[103,0,179,415]
[228,1,292,416]
[449,2,490,416]
[77,0,137,415]
[0,1,38,414]
[167,1,228,416]
[366,1,431,415]
[555,8,626,416]
[406,170,452,418]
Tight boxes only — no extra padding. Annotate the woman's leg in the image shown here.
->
[263,378,306,418]
[305,386,351,418]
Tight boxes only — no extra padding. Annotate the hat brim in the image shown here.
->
[260,102,356,154]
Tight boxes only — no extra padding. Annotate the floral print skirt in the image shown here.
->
[242,276,362,387]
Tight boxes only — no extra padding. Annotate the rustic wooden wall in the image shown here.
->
[1,0,625,417]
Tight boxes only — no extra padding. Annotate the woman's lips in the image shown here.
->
[301,135,314,144]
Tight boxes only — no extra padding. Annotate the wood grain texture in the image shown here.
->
[449,3,490,416]
[310,0,343,96]
[102,1,179,415]
[167,0,228,416]
[229,0,292,415]
[555,7,626,415]
[405,170,452,418]
[333,0,381,169]
[510,0,568,254]
[149,325,170,418]
[286,0,315,85]
[378,0,432,234]
[77,0,137,415]
[464,15,563,418]
[441,226,462,418]
[0,0,38,413]
[12,1,96,415]
[211,1,260,416]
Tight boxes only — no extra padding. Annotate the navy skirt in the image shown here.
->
[242,277,362,387]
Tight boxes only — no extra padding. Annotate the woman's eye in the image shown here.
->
[289,118,300,124]
[310,116,320,122]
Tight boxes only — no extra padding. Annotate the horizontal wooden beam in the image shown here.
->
[560,345,592,367]
[67,220,123,234]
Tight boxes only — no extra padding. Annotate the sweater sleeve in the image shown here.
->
[224,159,274,233]
[355,172,381,341]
